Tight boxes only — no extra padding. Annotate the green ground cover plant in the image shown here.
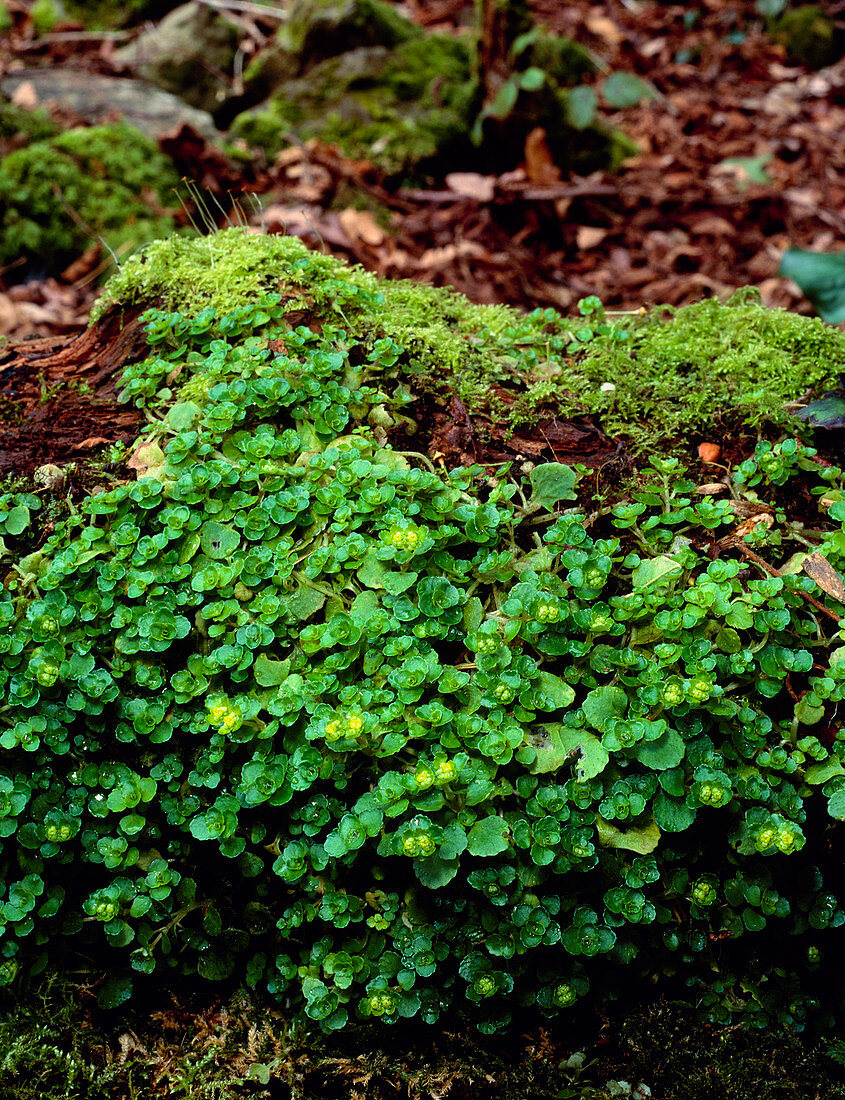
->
[4,232,845,1043]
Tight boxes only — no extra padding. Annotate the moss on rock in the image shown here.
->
[234,33,476,173]
[96,230,845,455]
[285,0,419,65]
[233,0,630,177]
[0,122,181,269]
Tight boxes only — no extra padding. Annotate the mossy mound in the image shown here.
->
[0,122,181,269]
[11,227,845,1038]
[96,230,845,454]
[767,4,842,68]
[234,35,476,174]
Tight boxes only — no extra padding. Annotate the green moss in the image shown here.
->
[63,0,180,30]
[93,228,384,320]
[1,979,842,1100]
[566,291,845,447]
[0,95,56,145]
[284,0,419,65]
[768,5,840,69]
[0,3,12,32]
[233,33,476,173]
[615,1000,845,1100]
[0,122,181,268]
[95,231,845,453]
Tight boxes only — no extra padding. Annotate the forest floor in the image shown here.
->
[1,1,845,1097]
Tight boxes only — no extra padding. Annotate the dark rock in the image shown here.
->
[114,1,239,113]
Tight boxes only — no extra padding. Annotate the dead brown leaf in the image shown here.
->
[126,439,166,480]
[60,245,102,284]
[337,207,385,247]
[75,436,111,450]
[444,172,496,201]
[11,80,38,109]
[576,226,608,250]
[803,552,845,603]
[524,128,561,186]
[418,241,486,268]
[696,482,729,494]
[584,13,625,47]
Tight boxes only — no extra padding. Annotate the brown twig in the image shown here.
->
[737,543,842,624]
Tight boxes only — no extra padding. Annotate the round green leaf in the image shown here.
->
[200,521,240,560]
[467,816,510,857]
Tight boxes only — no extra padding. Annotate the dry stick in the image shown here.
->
[397,183,618,204]
[737,543,842,624]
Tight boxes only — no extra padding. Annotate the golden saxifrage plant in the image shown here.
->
[2,232,845,1033]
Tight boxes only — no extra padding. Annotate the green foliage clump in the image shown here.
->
[6,242,845,1035]
[0,123,180,267]
[767,5,840,68]
[0,492,41,561]
[30,0,59,33]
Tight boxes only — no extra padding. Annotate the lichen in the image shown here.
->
[94,230,845,454]
[0,122,181,268]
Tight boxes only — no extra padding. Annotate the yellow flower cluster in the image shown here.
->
[325,710,366,743]
[384,523,426,552]
[534,601,560,624]
[413,758,457,789]
[208,700,242,733]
